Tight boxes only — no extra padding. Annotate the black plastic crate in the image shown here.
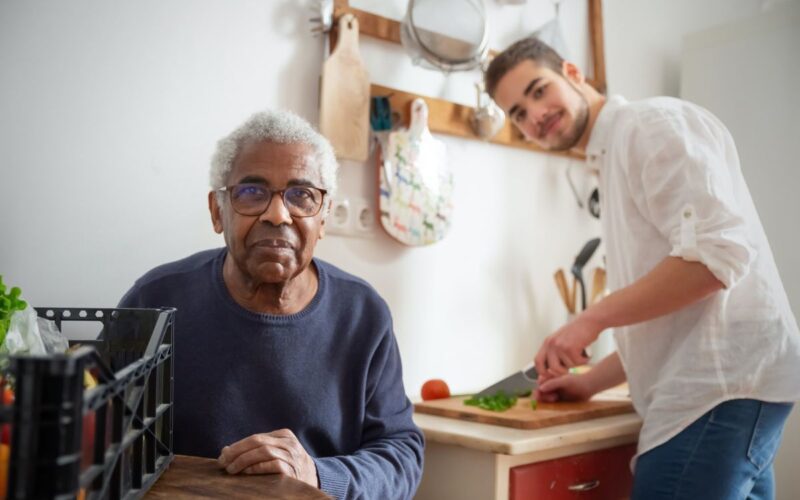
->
[1,307,175,500]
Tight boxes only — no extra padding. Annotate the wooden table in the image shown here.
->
[145,455,332,499]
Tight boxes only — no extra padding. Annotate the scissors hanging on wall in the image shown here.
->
[566,163,600,219]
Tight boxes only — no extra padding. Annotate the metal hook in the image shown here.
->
[308,0,333,37]
[566,163,584,209]
[588,187,600,219]
[566,164,601,218]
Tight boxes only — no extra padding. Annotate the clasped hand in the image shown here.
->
[217,428,318,488]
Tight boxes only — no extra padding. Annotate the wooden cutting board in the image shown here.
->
[319,13,370,161]
[414,396,634,430]
[377,98,454,246]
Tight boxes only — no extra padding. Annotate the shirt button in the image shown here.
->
[684,209,693,218]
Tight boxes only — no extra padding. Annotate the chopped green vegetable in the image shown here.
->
[531,399,538,410]
[0,276,28,346]
[464,391,518,412]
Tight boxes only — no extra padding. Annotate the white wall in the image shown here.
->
[681,4,800,498]
[0,0,601,399]
[2,1,797,495]
[604,0,762,99]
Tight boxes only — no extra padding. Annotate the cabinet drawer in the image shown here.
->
[509,444,636,500]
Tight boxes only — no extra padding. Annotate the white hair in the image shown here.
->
[210,110,338,201]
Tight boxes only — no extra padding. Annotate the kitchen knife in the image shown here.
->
[475,362,538,398]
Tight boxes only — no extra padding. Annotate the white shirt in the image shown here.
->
[587,95,800,460]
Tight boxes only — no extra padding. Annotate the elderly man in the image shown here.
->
[119,110,424,500]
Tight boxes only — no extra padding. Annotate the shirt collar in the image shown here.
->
[585,95,628,165]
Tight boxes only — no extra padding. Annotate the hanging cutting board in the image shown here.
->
[319,13,370,161]
[377,98,454,246]
[414,397,634,430]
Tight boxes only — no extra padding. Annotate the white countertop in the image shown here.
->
[413,411,642,455]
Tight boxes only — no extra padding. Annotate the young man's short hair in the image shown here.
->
[484,37,564,98]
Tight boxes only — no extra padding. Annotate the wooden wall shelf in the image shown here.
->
[371,84,584,159]
[331,0,604,159]
[332,1,402,46]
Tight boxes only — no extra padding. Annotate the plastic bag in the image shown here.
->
[3,304,46,356]
[38,317,69,354]
[1,305,68,356]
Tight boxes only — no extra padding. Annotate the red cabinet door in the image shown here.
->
[509,444,636,500]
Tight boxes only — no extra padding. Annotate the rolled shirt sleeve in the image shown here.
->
[625,105,755,288]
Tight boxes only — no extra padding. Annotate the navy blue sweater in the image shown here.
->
[119,249,424,500]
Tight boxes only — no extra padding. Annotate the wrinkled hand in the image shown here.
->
[535,373,594,403]
[535,314,603,381]
[217,429,319,488]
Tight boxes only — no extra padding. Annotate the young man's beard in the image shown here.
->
[549,94,590,151]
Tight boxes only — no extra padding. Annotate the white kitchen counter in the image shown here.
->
[413,411,642,456]
[411,390,643,500]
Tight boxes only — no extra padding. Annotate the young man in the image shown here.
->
[485,37,800,499]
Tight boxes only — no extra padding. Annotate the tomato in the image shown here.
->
[421,379,450,401]
[1,388,12,406]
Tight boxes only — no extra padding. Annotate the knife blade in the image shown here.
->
[474,362,538,398]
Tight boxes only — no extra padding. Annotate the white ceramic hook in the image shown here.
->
[409,98,429,138]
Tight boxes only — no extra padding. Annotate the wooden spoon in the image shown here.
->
[554,269,572,314]
[590,267,607,305]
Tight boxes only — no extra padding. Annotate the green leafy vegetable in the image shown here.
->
[464,391,518,412]
[0,276,27,346]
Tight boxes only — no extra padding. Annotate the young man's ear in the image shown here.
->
[208,191,224,234]
[561,60,586,86]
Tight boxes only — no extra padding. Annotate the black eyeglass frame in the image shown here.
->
[217,184,329,218]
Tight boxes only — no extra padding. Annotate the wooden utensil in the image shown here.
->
[319,14,370,161]
[570,275,578,313]
[591,267,607,305]
[414,397,633,430]
[553,269,572,313]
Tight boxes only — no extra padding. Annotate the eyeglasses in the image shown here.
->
[217,183,328,218]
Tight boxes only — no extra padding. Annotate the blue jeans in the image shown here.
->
[632,399,794,500]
